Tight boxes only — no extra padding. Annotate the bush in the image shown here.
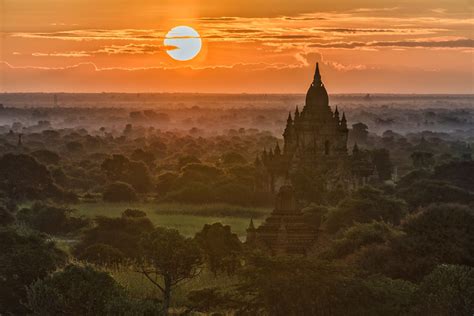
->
[103,182,138,202]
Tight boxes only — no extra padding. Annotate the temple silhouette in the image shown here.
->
[249,63,375,255]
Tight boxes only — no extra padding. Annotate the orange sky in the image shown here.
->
[0,0,473,93]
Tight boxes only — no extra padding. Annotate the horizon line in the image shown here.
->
[1,92,474,96]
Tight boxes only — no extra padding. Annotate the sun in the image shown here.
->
[164,26,202,61]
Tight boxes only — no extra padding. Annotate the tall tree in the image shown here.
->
[194,223,242,275]
[135,227,202,315]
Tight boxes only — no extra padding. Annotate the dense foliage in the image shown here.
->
[0,103,472,314]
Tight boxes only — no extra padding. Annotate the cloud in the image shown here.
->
[29,44,170,58]
[1,60,472,94]
[11,29,165,41]
[197,17,238,21]
[32,52,91,57]
[309,38,474,49]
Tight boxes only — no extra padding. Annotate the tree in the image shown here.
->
[221,151,247,165]
[66,141,84,153]
[223,255,415,316]
[411,151,434,169]
[0,153,61,201]
[413,265,474,315]
[194,223,242,275]
[351,122,369,144]
[17,202,90,235]
[356,204,474,281]
[371,148,392,181]
[103,182,138,202]
[325,186,406,233]
[178,155,201,169]
[26,265,125,315]
[74,211,154,262]
[0,229,67,314]
[130,148,156,168]
[135,227,202,315]
[101,155,152,193]
[432,161,474,191]
[323,221,403,260]
[397,179,473,208]
[0,206,15,226]
[26,264,162,315]
[403,204,474,269]
[187,287,234,314]
[155,172,179,197]
[31,149,61,165]
[122,208,147,218]
[302,204,329,231]
[77,243,125,267]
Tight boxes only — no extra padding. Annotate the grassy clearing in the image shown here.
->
[73,202,270,237]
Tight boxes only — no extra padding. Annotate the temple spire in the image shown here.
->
[287,112,293,123]
[341,112,347,128]
[313,62,322,85]
[275,142,281,155]
[248,218,255,230]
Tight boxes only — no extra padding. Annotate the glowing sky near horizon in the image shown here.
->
[0,0,473,93]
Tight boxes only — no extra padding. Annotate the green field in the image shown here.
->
[73,202,270,238]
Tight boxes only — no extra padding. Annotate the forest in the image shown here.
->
[0,94,473,315]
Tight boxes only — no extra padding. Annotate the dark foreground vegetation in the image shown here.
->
[0,97,473,315]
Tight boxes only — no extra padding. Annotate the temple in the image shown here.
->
[249,63,375,255]
[255,63,373,194]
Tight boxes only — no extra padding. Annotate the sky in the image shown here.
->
[0,0,473,93]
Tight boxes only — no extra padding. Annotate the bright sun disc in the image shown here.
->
[164,26,202,61]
